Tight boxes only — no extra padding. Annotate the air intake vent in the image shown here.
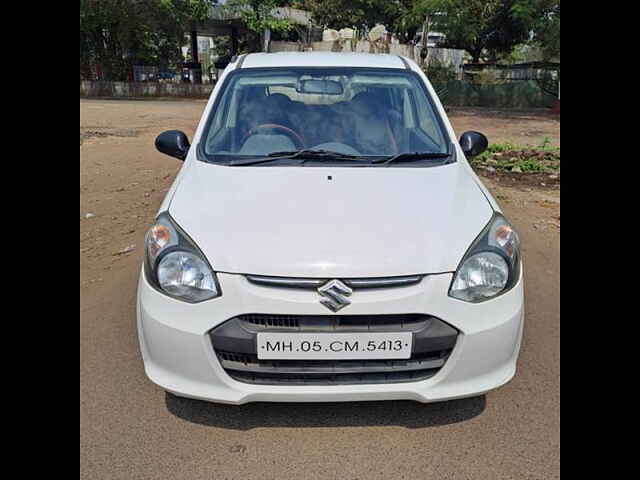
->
[242,314,300,328]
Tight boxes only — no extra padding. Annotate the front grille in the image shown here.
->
[246,274,423,289]
[209,314,458,386]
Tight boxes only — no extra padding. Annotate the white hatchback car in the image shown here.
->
[137,52,524,404]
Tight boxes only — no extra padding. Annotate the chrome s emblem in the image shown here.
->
[318,279,353,312]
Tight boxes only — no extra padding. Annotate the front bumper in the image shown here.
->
[136,270,524,404]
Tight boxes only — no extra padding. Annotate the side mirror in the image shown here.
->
[155,130,190,161]
[459,131,488,158]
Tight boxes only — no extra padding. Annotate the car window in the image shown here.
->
[412,87,442,142]
[202,68,448,161]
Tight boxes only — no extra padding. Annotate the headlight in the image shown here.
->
[449,213,520,302]
[144,213,221,303]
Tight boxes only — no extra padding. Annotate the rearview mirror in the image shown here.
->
[459,131,488,158]
[297,79,343,95]
[155,130,190,161]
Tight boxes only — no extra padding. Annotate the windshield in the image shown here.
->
[200,67,450,164]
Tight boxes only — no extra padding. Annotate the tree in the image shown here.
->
[298,0,392,32]
[80,0,214,81]
[383,0,426,43]
[225,0,293,51]
[227,0,292,33]
[298,0,431,44]
[411,0,530,63]
[408,0,443,65]
[512,0,560,60]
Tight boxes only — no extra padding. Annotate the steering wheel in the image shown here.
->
[242,123,305,150]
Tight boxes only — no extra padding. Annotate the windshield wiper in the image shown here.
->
[229,149,365,166]
[371,151,451,166]
[268,149,361,159]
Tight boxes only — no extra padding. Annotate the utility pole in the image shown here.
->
[231,26,238,56]
[190,25,202,84]
[419,15,431,67]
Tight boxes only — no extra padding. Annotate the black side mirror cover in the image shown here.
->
[155,130,190,161]
[459,131,488,158]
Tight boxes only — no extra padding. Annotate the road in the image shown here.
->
[80,99,560,480]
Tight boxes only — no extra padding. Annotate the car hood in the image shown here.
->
[168,161,493,278]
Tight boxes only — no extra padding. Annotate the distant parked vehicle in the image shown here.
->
[158,71,175,80]
[180,67,190,83]
[414,32,446,48]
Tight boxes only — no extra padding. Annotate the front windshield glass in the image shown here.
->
[201,67,449,163]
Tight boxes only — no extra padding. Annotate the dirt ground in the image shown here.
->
[447,107,560,148]
[80,99,560,480]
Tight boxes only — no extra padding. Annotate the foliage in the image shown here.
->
[471,142,560,174]
[469,69,503,85]
[212,33,253,58]
[499,43,538,64]
[299,0,559,65]
[297,0,439,43]
[299,0,560,63]
[227,0,293,35]
[159,0,212,24]
[212,35,232,59]
[381,0,431,43]
[298,0,392,31]
[80,0,214,81]
[80,0,560,80]
[423,0,530,63]
[512,0,560,60]
[422,57,457,84]
[298,0,451,43]
[535,69,559,97]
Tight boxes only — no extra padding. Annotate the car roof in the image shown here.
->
[241,52,407,70]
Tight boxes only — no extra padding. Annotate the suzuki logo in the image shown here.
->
[318,279,353,312]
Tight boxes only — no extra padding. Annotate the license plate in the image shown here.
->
[256,332,412,360]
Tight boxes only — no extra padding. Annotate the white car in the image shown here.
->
[137,52,524,404]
